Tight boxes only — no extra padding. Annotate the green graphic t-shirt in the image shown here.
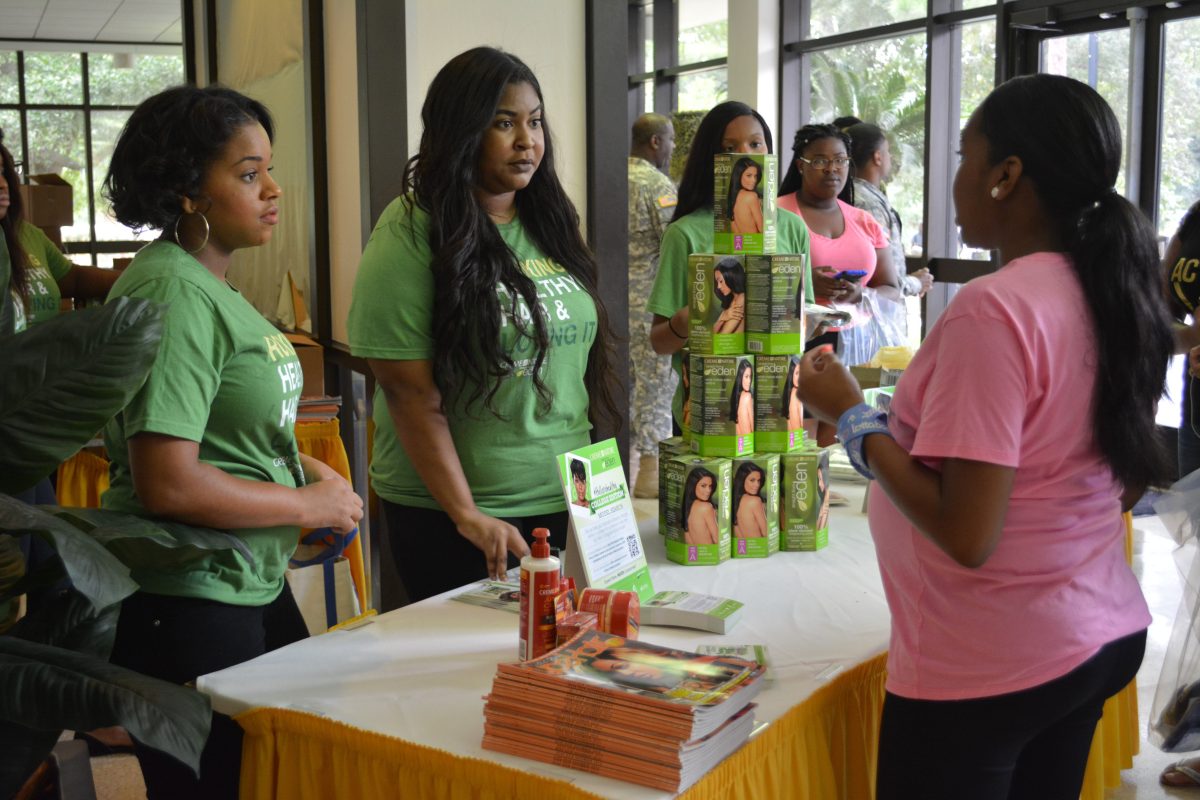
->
[18,221,74,327]
[102,241,304,606]
[348,197,596,516]
[646,206,813,425]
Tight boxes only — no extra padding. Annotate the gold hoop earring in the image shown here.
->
[173,210,210,254]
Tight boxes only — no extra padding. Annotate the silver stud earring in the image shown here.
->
[990,186,1000,199]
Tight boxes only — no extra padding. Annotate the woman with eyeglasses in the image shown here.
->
[779,123,900,444]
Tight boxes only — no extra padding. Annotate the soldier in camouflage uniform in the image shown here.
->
[628,113,677,497]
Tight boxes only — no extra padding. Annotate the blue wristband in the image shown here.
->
[837,403,892,480]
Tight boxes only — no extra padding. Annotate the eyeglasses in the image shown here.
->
[798,155,851,171]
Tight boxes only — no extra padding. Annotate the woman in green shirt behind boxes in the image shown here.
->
[348,48,618,603]
[100,85,362,800]
[646,101,812,429]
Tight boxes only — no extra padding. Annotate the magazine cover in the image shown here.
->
[500,629,760,706]
[557,439,655,600]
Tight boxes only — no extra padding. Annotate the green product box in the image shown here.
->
[780,447,830,551]
[663,455,732,565]
[713,153,777,255]
[746,253,809,355]
[689,354,755,458]
[679,349,692,444]
[753,354,803,453]
[688,254,746,355]
[731,454,780,558]
[657,436,690,534]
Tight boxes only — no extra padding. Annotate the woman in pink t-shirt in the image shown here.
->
[799,76,1173,800]
[778,123,900,444]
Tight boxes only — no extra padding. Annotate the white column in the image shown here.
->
[726,0,780,143]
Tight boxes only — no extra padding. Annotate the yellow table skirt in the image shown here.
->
[235,652,888,800]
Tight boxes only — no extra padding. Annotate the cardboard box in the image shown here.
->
[689,354,755,458]
[663,455,731,565]
[746,253,808,354]
[731,453,780,558]
[780,447,830,551]
[284,332,324,398]
[753,354,803,452]
[18,174,73,228]
[657,436,690,534]
[713,153,777,255]
[688,253,746,355]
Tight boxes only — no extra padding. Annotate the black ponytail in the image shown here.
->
[979,74,1174,491]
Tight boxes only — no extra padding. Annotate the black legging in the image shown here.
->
[876,629,1146,800]
[381,501,567,604]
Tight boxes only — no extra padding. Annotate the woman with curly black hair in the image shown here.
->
[100,84,362,799]
[348,47,618,602]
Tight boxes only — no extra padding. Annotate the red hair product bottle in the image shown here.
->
[519,528,560,661]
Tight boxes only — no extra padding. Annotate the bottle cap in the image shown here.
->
[531,527,550,558]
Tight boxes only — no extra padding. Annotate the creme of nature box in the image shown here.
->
[662,455,732,565]
[689,354,755,458]
[713,153,777,255]
[780,446,830,551]
[688,254,746,355]
[657,436,690,534]
[746,253,808,355]
[731,454,780,558]
[753,354,803,453]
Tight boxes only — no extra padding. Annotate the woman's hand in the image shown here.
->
[810,267,844,301]
[839,280,863,304]
[797,347,864,424]
[911,267,934,296]
[456,510,530,579]
[298,476,364,534]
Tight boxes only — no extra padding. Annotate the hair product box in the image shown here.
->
[689,354,755,458]
[657,436,691,534]
[663,455,732,565]
[688,254,747,355]
[731,454,780,558]
[780,447,830,551]
[713,153,777,255]
[753,354,803,453]
[746,253,809,355]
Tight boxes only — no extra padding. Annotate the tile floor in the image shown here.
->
[83,498,1200,799]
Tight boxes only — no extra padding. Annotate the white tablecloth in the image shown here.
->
[197,481,890,799]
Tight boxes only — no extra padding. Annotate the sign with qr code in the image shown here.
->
[557,439,655,601]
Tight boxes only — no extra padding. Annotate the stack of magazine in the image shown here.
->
[482,630,765,792]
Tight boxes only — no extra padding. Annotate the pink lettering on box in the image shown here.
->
[688,546,698,562]
[737,539,747,555]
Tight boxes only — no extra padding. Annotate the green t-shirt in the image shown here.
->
[18,221,74,327]
[102,241,305,606]
[348,197,596,516]
[645,206,813,425]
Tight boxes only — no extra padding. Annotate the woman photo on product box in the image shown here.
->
[100,85,363,800]
[729,358,754,436]
[783,355,804,434]
[681,467,718,546]
[728,156,763,235]
[799,74,1172,800]
[348,47,618,603]
[712,256,746,334]
[646,101,812,432]
[732,462,767,539]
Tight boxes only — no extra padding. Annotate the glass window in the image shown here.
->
[0,52,18,104]
[1159,16,1200,239]
[677,66,727,112]
[0,110,21,164]
[88,53,185,106]
[642,80,654,114]
[807,0,926,40]
[957,19,996,259]
[26,109,87,242]
[960,0,995,9]
[91,110,152,242]
[809,33,927,255]
[24,52,83,105]
[677,0,727,64]
[1040,30,1130,195]
[644,4,655,72]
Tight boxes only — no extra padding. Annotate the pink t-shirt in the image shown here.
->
[869,251,1150,700]
[776,194,887,285]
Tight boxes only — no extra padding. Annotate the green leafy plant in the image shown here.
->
[0,296,258,796]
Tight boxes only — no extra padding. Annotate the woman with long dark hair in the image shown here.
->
[800,74,1171,799]
[782,355,803,432]
[712,257,746,334]
[727,156,762,234]
[731,462,766,539]
[728,358,753,436]
[348,47,617,602]
[681,467,718,545]
[101,85,362,799]
[0,129,120,331]
[647,101,811,429]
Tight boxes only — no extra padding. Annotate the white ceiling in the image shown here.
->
[0,0,182,44]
